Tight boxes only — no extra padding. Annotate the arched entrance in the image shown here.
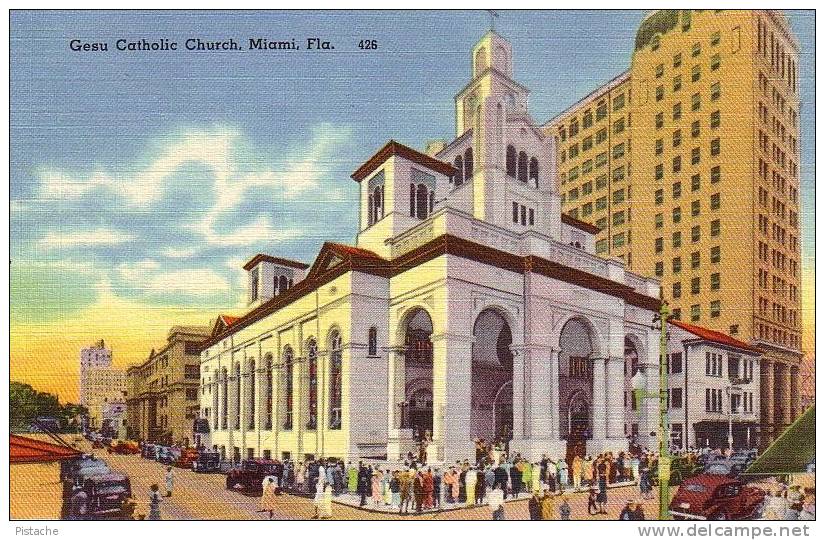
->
[400,308,434,441]
[558,317,597,461]
[624,336,642,445]
[470,308,514,448]
[567,390,590,460]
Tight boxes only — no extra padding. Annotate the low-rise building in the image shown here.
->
[661,320,762,450]
[126,325,210,446]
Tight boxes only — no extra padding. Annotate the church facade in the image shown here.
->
[198,31,663,464]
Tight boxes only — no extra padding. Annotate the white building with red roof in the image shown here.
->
[657,320,762,450]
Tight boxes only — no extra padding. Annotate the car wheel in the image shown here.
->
[711,512,727,520]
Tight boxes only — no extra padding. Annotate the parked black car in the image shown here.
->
[61,456,111,486]
[192,450,221,473]
[67,473,132,519]
[225,459,282,494]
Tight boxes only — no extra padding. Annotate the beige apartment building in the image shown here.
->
[126,325,210,445]
[545,10,803,445]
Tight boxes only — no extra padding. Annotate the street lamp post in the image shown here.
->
[632,301,671,520]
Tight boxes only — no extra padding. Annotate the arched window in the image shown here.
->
[506,145,517,177]
[429,191,435,213]
[410,183,416,217]
[288,278,293,288]
[464,147,474,181]
[247,358,256,430]
[368,327,378,356]
[306,338,318,430]
[329,331,342,430]
[529,157,539,187]
[220,368,228,430]
[264,354,273,430]
[518,151,528,182]
[283,346,294,430]
[416,184,429,219]
[367,192,373,223]
[233,363,241,429]
[453,155,464,187]
[370,185,383,224]
[278,275,288,295]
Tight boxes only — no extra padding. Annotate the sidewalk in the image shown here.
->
[331,480,638,515]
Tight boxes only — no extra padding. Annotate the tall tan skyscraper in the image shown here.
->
[545,10,803,445]
[79,339,125,430]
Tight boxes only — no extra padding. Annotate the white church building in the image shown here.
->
[198,31,665,464]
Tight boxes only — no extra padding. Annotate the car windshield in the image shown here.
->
[705,463,731,475]
[244,463,258,472]
[96,485,127,496]
[79,465,110,475]
[683,483,707,493]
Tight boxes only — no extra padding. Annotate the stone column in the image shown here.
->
[781,363,792,427]
[790,366,800,420]
[511,339,525,446]
[591,357,608,444]
[385,349,407,460]
[761,359,774,443]
[434,334,473,463]
[606,356,626,440]
[525,345,559,459]
[549,348,561,440]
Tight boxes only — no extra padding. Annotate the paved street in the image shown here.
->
[89,444,671,520]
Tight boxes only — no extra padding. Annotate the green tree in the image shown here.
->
[9,381,88,432]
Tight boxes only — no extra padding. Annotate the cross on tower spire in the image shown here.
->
[487,10,499,32]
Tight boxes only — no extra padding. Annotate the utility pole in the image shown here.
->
[632,300,672,520]
[657,300,671,521]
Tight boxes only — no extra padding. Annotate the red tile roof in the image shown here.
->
[351,140,457,181]
[10,434,82,463]
[219,315,240,326]
[242,254,309,271]
[670,319,762,354]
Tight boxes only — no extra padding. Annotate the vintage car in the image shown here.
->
[154,445,175,463]
[669,474,765,520]
[140,443,157,459]
[62,456,111,487]
[67,473,132,519]
[192,450,221,473]
[174,448,199,469]
[108,440,140,455]
[60,455,106,483]
[225,459,283,494]
[703,459,748,477]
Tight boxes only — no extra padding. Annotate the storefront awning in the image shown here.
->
[742,406,815,476]
[10,433,82,463]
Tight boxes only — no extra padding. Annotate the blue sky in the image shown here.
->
[10,9,815,326]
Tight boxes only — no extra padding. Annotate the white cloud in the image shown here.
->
[160,246,200,259]
[38,126,239,207]
[189,214,302,247]
[116,259,160,282]
[144,268,230,296]
[36,123,355,248]
[40,228,136,249]
[114,260,231,298]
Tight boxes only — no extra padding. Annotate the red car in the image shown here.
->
[108,440,140,455]
[669,474,765,520]
[174,448,199,469]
